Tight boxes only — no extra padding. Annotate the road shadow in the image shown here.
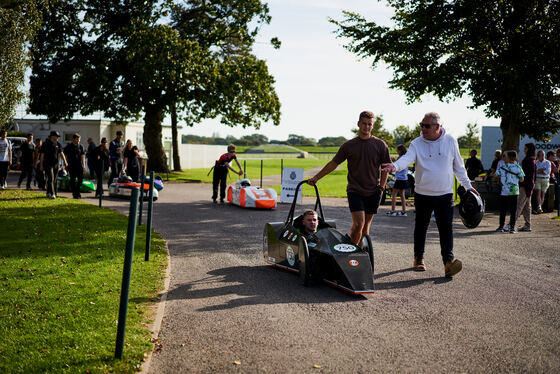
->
[166,265,366,311]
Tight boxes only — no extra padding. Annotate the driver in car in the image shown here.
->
[300,209,319,244]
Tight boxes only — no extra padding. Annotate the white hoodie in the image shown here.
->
[392,128,472,196]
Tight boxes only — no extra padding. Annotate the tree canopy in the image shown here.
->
[332,0,560,151]
[29,0,281,171]
[0,0,40,127]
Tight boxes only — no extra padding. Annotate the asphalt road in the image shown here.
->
[37,175,560,373]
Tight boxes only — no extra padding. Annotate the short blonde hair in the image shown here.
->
[227,144,236,152]
[302,209,317,219]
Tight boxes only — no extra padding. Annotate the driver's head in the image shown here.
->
[302,209,318,234]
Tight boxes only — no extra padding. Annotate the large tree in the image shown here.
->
[29,0,280,171]
[0,0,40,126]
[332,0,560,151]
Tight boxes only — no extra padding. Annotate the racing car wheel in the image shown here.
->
[298,237,311,286]
[362,234,374,273]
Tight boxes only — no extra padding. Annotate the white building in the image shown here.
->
[12,118,175,167]
[11,118,227,170]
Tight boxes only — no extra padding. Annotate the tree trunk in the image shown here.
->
[143,106,167,172]
[171,102,182,171]
[500,105,522,152]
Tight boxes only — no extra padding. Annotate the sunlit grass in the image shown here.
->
[0,190,167,373]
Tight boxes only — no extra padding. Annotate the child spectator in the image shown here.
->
[495,150,524,233]
[387,144,409,216]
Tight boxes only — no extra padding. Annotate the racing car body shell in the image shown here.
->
[109,179,158,200]
[227,179,277,209]
[264,219,375,295]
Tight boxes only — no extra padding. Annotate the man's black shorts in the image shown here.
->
[347,190,382,214]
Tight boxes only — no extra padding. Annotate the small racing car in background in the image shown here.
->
[109,176,159,200]
[227,178,277,209]
[263,181,375,295]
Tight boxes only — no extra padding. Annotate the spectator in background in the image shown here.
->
[387,144,409,216]
[515,143,536,232]
[92,138,110,197]
[108,130,124,188]
[534,150,551,214]
[465,149,484,180]
[34,138,45,190]
[490,150,502,174]
[86,137,96,179]
[17,133,35,190]
[556,148,560,169]
[547,151,558,183]
[63,133,86,199]
[122,139,141,182]
[495,150,524,233]
[40,130,68,199]
[0,129,12,189]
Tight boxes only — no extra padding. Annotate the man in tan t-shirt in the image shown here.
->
[308,111,390,245]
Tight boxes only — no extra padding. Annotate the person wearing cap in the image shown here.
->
[39,130,68,199]
[17,133,35,190]
[212,144,243,203]
[0,128,12,189]
[63,133,86,199]
[109,130,125,188]
[91,137,110,197]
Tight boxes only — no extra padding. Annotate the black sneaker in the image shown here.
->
[219,199,225,204]
[212,199,217,204]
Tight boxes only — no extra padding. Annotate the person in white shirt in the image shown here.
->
[382,112,478,278]
[0,129,12,189]
[534,150,551,214]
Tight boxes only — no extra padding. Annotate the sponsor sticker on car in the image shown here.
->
[286,246,295,266]
[349,260,359,267]
[333,244,357,253]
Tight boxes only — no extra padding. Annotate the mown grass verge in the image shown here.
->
[165,158,326,184]
[0,190,167,373]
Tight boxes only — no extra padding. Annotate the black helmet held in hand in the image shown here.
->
[457,186,484,229]
[58,169,68,178]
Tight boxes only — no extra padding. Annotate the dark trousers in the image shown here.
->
[499,195,518,228]
[212,166,228,200]
[128,166,139,182]
[45,165,58,196]
[69,167,83,197]
[35,166,45,189]
[109,160,123,188]
[414,193,455,264]
[18,164,34,188]
[94,167,105,197]
[0,162,8,186]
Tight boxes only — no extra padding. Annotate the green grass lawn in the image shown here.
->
[166,158,326,184]
[0,190,167,373]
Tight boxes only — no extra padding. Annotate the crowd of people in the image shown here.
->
[0,128,142,199]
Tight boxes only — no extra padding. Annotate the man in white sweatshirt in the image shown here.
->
[382,112,478,278]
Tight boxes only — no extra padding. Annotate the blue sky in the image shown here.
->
[189,0,500,141]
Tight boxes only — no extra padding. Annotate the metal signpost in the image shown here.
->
[115,188,139,359]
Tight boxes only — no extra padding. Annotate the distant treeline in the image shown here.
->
[182,121,481,149]
[182,134,347,147]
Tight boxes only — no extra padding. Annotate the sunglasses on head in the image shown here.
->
[419,122,437,129]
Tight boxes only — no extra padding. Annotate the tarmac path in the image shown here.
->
[14,171,560,373]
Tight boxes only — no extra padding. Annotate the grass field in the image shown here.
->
[166,158,326,184]
[0,190,167,373]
